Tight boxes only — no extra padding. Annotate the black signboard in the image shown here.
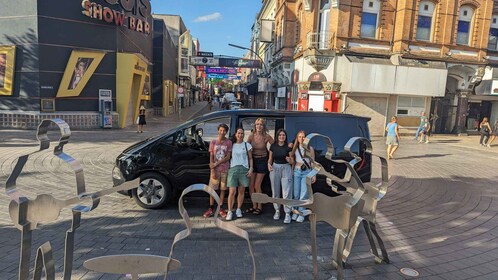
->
[197,51,214,57]
[219,58,261,68]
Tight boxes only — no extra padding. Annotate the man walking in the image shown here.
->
[415,111,426,141]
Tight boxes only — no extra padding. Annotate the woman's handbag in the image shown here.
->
[136,116,140,125]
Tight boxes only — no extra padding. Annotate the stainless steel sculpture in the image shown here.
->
[334,137,390,268]
[4,119,138,280]
[252,133,389,280]
[84,184,256,280]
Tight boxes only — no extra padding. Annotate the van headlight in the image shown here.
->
[112,166,123,181]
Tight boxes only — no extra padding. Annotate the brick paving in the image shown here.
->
[1,104,498,279]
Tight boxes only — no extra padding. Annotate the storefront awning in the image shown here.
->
[336,55,447,96]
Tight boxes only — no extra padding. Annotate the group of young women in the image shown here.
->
[221,118,315,223]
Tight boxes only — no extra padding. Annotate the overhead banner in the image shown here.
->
[206,67,237,75]
[219,58,261,68]
[190,56,219,66]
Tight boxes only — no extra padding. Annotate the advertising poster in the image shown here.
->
[57,50,105,97]
[0,46,16,96]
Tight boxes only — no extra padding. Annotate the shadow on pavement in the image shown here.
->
[393,153,450,160]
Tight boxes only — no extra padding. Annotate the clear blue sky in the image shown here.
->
[151,1,262,58]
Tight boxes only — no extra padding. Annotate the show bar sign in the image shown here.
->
[81,0,151,35]
[219,58,261,68]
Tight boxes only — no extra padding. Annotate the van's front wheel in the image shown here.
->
[132,173,172,209]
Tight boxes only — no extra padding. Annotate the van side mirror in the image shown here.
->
[196,128,203,137]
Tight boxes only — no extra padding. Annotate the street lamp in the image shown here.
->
[228,43,270,109]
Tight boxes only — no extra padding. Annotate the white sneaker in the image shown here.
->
[292,213,298,221]
[226,211,233,221]
[273,210,280,220]
[236,208,243,218]
[425,141,429,144]
[284,213,291,224]
[487,144,491,148]
[296,215,305,223]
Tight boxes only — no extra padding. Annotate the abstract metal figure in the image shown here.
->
[84,184,256,280]
[252,133,389,280]
[332,137,390,268]
[4,119,138,280]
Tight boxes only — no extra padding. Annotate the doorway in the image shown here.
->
[126,74,142,126]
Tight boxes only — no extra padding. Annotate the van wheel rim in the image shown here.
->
[137,179,165,205]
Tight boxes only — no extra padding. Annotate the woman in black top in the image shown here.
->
[137,106,147,133]
[268,129,294,223]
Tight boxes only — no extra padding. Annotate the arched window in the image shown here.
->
[360,0,380,38]
[456,5,474,45]
[488,15,498,50]
[318,0,330,48]
[416,1,435,41]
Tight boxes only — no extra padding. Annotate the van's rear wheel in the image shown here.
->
[132,173,172,209]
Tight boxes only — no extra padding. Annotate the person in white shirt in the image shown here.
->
[226,128,253,220]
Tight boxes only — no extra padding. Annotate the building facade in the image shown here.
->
[257,0,498,135]
[0,0,197,129]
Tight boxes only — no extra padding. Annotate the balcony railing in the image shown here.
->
[307,31,334,50]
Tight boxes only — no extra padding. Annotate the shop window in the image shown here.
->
[416,1,435,41]
[456,5,474,45]
[397,96,425,116]
[360,0,380,38]
[488,15,498,50]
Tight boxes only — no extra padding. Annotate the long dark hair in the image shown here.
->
[275,128,288,146]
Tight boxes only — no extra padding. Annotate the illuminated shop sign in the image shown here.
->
[205,67,237,75]
[81,0,151,35]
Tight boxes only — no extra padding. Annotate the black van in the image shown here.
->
[112,110,372,209]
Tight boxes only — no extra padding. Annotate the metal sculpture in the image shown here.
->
[84,184,256,280]
[252,133,389,280]
[333,137,390,268]
[4,119,138,280]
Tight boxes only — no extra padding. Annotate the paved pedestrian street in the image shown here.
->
[1,104,498,279]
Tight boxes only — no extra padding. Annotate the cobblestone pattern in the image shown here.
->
[1,105,498,279]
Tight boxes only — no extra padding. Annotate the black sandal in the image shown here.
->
[245,208,256,213]
[253,208,263,215]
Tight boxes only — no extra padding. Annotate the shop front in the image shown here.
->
[0,0,154,129]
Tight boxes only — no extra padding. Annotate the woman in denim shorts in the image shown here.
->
[226,128,253,220]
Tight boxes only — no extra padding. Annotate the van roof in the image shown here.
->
[190,109,371,122]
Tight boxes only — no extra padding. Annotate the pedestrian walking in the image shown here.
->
[479,117,492,147]
[415,111,426,141]
[386,116,400,159]
[203,123,232,218]
[136,105,146,133]
[246,118,274,215]
[419,116,430,143]
[226,128,253,221]
[487,119,498,147]
[291,130,315,223]
[268,129,294,223]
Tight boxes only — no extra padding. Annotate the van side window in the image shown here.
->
[239,117,283,144]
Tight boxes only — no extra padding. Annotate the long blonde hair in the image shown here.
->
[291,130,306,156]
[252,118,269,136]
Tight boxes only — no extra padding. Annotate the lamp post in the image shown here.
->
[228,43,270,109]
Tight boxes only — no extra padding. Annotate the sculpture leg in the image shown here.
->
[361,219,382,263]
[63,212,81,280]
[333,230,348,280]
[340,217,362,269]
[309,213,319,279]
[19,229,32,280]
[368,221,390,264]
[33,242,55,280]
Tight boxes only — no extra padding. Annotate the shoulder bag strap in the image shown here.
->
[244,142,250,167]
[297,146,311,169]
